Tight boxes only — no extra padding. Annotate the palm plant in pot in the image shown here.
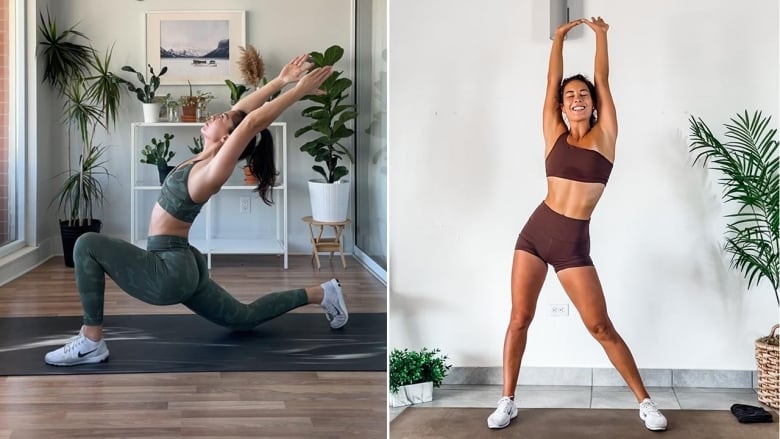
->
[38,9,125,266]
[294,45,357,222]
[688,110,778,408]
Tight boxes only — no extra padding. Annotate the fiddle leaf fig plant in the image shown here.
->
[688,110,779,304]
[225,79,249,105]
[294,45,357,183]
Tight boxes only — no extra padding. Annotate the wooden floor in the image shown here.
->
[0,255,388,438]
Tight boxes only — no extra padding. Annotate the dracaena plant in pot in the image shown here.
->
[119,64,168,123]
[294,45,357,222]
[688,110,778,408]
[38,9,126,266]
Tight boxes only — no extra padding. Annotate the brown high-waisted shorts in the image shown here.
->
[514,202,593,272]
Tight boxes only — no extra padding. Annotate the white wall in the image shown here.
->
[389,0,779,370]
[34,0,354,254]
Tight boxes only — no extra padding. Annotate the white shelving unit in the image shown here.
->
[130,122,288,269]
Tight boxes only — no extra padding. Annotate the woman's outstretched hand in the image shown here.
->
[294,66,333,96]
[555,18,584,39]
[278,54,315,85]
[583,16,609,33]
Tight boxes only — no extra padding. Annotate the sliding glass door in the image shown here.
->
[353,0,387,281]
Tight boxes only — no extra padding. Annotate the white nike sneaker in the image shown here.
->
[44,332,109,366]
[639,398,667,431]
[320,278,348,329]
[487,396,517,429]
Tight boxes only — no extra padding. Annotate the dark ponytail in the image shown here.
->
[239,128,277,205]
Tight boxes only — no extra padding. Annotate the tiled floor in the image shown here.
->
[388,384,767,422]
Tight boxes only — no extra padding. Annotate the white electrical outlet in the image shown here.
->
[239,196,250,213]
[550,304,569,317]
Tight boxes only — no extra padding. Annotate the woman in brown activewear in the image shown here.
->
[486,17,668,432]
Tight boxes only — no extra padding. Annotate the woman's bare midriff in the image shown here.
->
[148,203,193,237]
[544,177,606,220]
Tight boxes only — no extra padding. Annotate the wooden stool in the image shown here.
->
[302,216,350,270]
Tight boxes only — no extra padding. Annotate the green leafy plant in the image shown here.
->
[688,110,779,304]
[119,64,168,103]
[38,9,125,226]
[294,45,357,183]
[188,136,204,155]
[389,347,452,394]
[38,9,91,89]
[53,145,112,225]
[140,133,176,168]
[225,79,249,105]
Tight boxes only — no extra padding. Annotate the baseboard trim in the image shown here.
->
[443,366,758,389]
[0,236,59,287]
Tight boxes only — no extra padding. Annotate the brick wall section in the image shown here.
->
[0,0,8,244]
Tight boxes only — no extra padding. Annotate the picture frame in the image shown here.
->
[146,10,246,85]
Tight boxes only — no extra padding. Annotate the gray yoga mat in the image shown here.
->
[0,313,386,375]
[390,407,777,439]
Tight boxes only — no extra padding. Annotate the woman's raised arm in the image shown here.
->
[231,54,314,114]
[543,19,583,146]
[583,17,617,143]
[205,66,332,189]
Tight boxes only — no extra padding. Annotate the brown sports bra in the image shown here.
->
[545,132,613,185]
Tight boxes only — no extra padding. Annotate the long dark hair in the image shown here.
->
[559,74,598,127]
[231,111,277,205]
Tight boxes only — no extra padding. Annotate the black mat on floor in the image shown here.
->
[0,313,386,375]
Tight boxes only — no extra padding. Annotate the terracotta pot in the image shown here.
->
[243,165,258,184]
[180,97,198,122]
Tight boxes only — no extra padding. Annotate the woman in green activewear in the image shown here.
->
[45,55,349,367]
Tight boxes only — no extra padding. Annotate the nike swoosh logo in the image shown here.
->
[78,349,97,358]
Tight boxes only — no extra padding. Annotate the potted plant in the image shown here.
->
[188,135,204,155]
[389,347,451,408]
[38,9,125,267]
[294,45,357,222]
[225,79,249,105]
[119,64,168,123]
[688,110,778,408]
[140,133,176,184]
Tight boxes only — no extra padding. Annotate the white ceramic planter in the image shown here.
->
[308,179,350,222]
[142,102,162,123]
[388,381,433,407]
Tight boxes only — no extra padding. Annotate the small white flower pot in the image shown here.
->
[388,381,433,407]
[142,102,162,123]
[308,179,350,222]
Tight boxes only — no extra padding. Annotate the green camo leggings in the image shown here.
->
[73,233,308,330]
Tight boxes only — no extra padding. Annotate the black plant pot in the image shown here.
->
[60,219,102,267]
[158,164,175,184]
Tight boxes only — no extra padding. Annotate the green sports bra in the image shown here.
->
[157,161,206,223]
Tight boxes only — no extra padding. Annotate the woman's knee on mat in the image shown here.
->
[73,232,104,260]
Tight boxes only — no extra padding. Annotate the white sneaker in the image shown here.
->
[639,398,667,431]
[487,396,517,429]
[44,332,109,366]
[321,278,348,329]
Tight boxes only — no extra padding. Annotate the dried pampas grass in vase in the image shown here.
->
[237,45,265,89]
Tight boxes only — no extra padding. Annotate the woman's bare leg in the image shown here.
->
[557,266,650,402]
[501,250,549,397]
